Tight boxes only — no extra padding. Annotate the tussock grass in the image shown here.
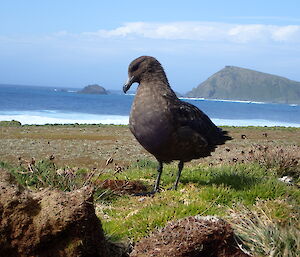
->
[229,201,300,257]
[0,159,115,201]
[0,159,87,191]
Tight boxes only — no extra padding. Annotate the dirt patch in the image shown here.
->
[130,216,249,257]
[0,168,111,257]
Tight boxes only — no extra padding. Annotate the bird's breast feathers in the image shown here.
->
[129,89,174,152]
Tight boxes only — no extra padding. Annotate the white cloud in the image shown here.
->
[85,22,229,41]
[84,22,300,43]
[271,25,300,42]
[2,21,299,46]
[228,24,270,43]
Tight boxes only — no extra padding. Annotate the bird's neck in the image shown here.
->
[140,70,170,86]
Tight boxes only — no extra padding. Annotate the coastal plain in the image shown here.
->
[0,124,299,168]
[1,123,300,256]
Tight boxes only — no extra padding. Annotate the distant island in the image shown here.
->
[78,84,108,95]
[185,66,300,104]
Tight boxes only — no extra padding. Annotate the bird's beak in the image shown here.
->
[123,76,134,93]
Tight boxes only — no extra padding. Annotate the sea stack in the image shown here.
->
[78,84,108,95]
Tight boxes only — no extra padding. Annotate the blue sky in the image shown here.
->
[1,0,300,93]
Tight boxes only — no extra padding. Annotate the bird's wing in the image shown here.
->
[169,98,226,145]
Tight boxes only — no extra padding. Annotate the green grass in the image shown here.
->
[0,160,113,199]
[1,160,81,190]
[1,157,299,255]
[99,162,299,242]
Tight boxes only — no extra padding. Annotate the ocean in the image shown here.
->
[0,84,300,127]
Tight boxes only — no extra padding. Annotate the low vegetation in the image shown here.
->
[246,144,300,178]
[229,202,300,257]
[0,125,299,256]
[0,120,21,126]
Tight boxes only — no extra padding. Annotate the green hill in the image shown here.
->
[186,66,300,104]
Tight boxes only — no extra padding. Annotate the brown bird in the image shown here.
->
[123,56,231,193]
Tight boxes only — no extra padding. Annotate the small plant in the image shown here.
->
[246,145,300,179]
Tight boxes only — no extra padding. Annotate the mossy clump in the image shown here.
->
[0,120,21,126]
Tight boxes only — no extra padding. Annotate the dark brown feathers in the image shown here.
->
[124,56,231,162]
[123,56,231,191]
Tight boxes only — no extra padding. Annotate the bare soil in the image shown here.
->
[0,168,109,257]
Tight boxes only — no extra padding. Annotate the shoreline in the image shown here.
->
[180,96,300,106]
[1,120,300,130]
[1,116,300,128]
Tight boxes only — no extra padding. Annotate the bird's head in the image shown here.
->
[123,56,164,93]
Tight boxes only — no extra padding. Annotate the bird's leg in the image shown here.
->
[173,161,184,190]
[154,161,163,192]
[132,161,163,196]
